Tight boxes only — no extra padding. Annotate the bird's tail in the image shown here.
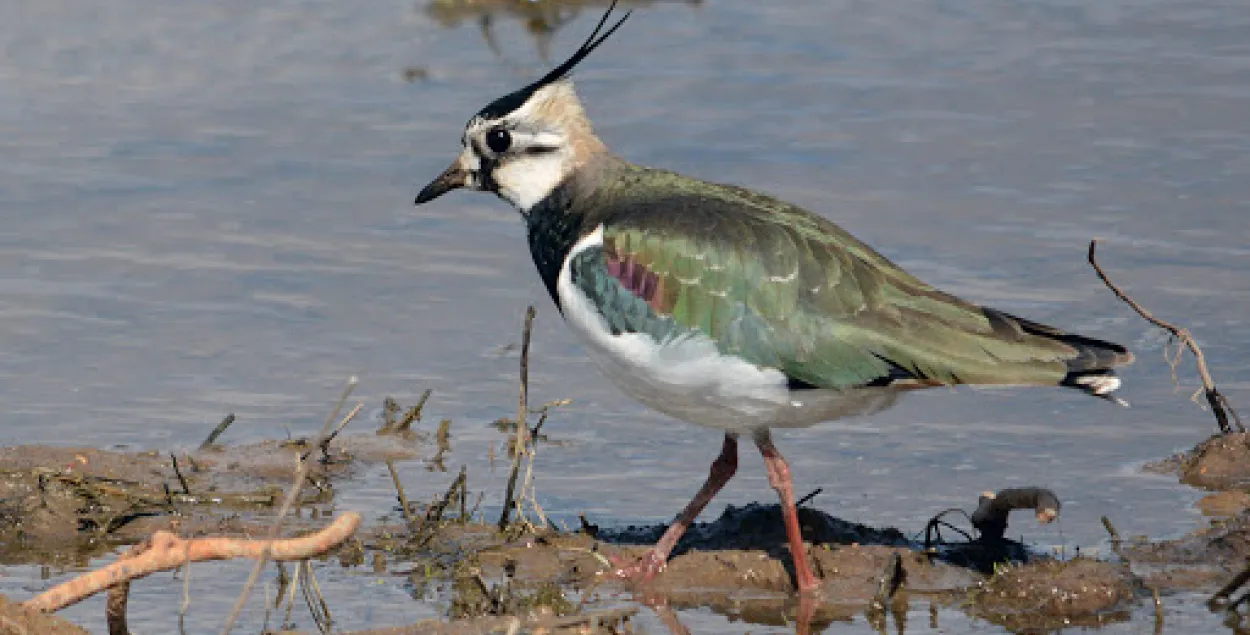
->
[987,308,1135,405]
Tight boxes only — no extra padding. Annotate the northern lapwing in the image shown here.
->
[414,4,1134,593]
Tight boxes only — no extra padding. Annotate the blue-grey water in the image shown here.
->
[1,0,1248,632]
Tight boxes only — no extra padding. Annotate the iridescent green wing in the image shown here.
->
[570,170,1128,389]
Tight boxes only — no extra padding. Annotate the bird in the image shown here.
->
[413,4,1134,594]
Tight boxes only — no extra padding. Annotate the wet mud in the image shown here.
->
[1149,432,1250,492]
[1124,432,1250,598]
[972,559,1135,631]
[3,413,1250,632]
[0,432,422,567]
[0,594,87,634]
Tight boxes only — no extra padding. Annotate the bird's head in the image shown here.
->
[415,4,630,213]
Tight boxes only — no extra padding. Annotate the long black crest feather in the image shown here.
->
[533,1,631,89]
[475,1,631,121]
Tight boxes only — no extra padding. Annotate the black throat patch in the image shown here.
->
[525,181,585,312]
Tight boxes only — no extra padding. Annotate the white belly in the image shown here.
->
[574,334,902,432]
[556,226,901,433]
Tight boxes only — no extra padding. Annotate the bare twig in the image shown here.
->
[1088,240,1243,433]
[170,453,191,496]
[459,467,468,522]
[870,552,906,609]
[260,582,273,634]
[428,465,467,525]
[106,585,127,635]
[1101,515,1122,554]
[499,306,536,530]
[1151,585,1164,635]
[398,389,433,434]
[529,398,572,439]
[319,401,365,459]
[179,541,192,631]
[273,563,291,610]
[520,429,546,529]
[530,494,549,529]
[1210,561,1250,609]
[104,541,147,635]
[199,413,236,450]
[298,560,332,633]
[515,398,567,531]
[386,459,417,530]
[220,375,358,635]
[430,418,453,470]
[27,513,361,614]
[796,488,824,508]
[279,561,301,628]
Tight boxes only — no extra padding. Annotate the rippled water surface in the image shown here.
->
[2,0,1249,632]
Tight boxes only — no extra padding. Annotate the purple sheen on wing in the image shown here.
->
[606,252,667,312]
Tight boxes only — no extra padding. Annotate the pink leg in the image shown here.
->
[755,430,820,593]
[614,433,738,583]
[793,591,818,635]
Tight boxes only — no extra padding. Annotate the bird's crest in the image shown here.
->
[474,2,631,122]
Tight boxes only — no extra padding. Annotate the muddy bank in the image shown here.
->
[8,423,1250,632]
[1148,431,1250,492]
[0,594,87,635]
[0,433,423,568]
[353,499,1131,632]
[0,439,1149,632]
[1122,432,1250,597]
[972,559,1135,631]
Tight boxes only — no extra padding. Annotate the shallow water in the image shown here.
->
[1,0,1248,632]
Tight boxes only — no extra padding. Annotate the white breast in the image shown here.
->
[555,225,900,433]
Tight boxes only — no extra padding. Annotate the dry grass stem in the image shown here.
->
[870,552,906,610]
[299,560,332,633]
[280,561,301,628]
[499,306,536,530]
[428,466,467,525]
[199,413,237,450]
[320,402,365,457]
[386,459,418,529]
[398,389,434,434]
[1100,516,1122,554]
[170,453,191,495]
[220,375,359,635]
[102,541,146,635]
[1210,562,1250,609]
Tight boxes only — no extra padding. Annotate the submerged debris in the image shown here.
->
[970,487,1061,541]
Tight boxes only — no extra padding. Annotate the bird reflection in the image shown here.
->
[423,0,701,64]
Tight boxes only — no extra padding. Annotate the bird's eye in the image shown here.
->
[486,128,512,154]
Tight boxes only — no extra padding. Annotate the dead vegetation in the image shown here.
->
[1088,239,1242,434]
[1088,240,1250,627]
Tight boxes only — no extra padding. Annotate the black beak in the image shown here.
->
[415,161,469,205]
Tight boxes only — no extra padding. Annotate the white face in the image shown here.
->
[460,87,578,212]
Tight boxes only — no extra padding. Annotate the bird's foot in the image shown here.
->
[609,550,667,584]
